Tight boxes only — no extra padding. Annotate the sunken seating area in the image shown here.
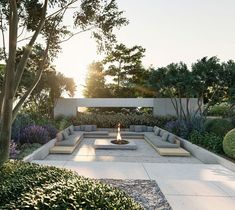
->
[50,124,190,156]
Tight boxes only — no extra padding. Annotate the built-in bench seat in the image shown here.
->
[49,126,109,154]
[55,132,83,147]
[143,126,190,156]
[144,132,180,148]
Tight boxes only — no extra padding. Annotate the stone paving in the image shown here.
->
[32,138,235,210]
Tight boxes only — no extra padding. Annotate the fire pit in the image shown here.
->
[111,123,129,145]
[94,123,137,150]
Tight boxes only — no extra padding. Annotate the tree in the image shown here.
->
[222,60,235,110]
[0,0,128,165]
[147,62,196,120]
[83,61,111,98]
[191,56,232,114]
[24,69,76,118]
[103,43,146,97]
[147,56,235,120]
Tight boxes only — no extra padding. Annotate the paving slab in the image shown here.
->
[143,163,235,182]
[214,181,235,197]
[166,195,235,210]
[63,161,150,179]
[157,180,229,196]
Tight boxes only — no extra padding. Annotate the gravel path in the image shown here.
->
[99,179,172,210]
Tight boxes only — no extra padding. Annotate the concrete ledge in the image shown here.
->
[179,138,235,172]
[94,139,137,150]
[23,139,56,162]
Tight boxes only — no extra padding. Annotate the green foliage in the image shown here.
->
[189,131,224,154]
[74,112,174,128]
[204,118,233,137]
[0,161,143,209]
[103,44,148,97]
[11,113,35,143]
[17,143,41,159]
[207,103,230,116]
[54,117,71,130]
[231,112,235,127]
[223,128,235,159]
[15,45,76,118]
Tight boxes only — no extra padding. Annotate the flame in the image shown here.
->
[117,123,122,141]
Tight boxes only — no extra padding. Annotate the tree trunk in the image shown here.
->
[0,0,18,165]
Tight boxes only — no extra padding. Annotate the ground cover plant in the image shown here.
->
[0,161,143,210]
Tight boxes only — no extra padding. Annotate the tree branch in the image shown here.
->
[59,26,96,43]
[46,0,78,19]
[0,10,7,63]
[12,37,51,122]
[17,25,26,39]
[13,0,48,97]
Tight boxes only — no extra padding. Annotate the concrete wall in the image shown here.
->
[153,98,199,116]
[54,98,200,117]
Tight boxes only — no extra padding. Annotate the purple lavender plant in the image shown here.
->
[19,125,50,145]
[10,140,20,159]
[164,119,190,138]
[43,124,58,139]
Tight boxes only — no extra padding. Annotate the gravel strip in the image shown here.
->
[98,179,172,210]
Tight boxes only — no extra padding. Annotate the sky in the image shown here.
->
[28,0,235,97]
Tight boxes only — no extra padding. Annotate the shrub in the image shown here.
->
[231,112,235,127]
[204,118,233,137]
[9,140,20,159]
[73,112,175,128]
[164,117,205,139]
[11,113,35,143]
[223,128,235,159]
[207,103,230,116]
[55,118,71,130]
[189,131,224,154]
[43,124,58,139]
[164,119,189,138]
[19,125,50,145]
[0,161,143,209]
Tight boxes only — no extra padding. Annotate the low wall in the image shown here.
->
[23,139,56,162]
[180,138,235,172]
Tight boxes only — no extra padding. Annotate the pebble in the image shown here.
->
[98,179,172,210]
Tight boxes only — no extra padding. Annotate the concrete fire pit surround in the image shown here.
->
[94,139,137,150]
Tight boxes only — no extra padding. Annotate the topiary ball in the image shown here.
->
[204,118,233,137]
[223,128,235,159]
